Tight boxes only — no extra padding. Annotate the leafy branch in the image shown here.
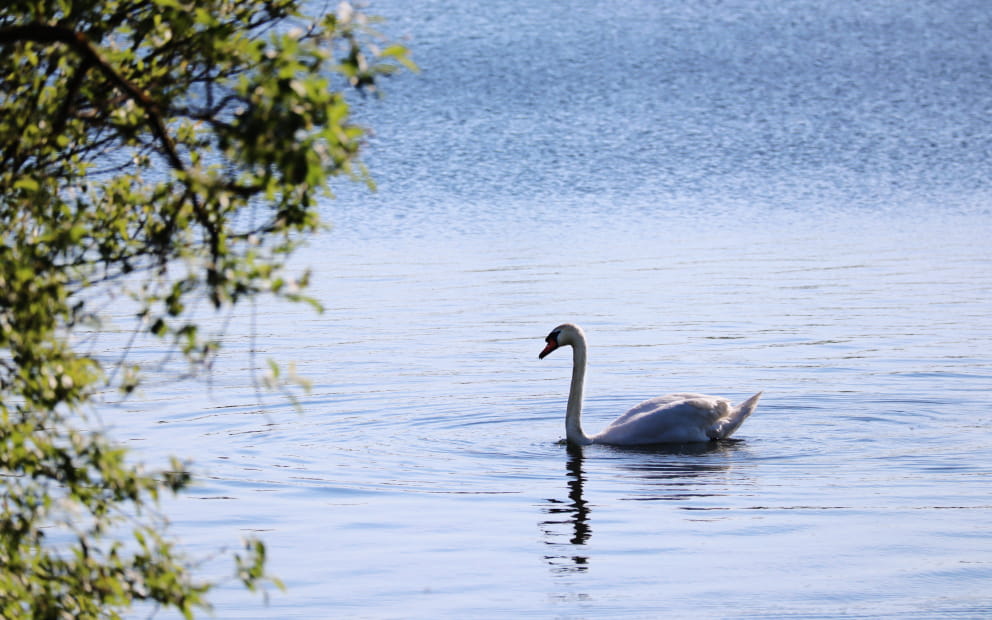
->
[0,0,414,616]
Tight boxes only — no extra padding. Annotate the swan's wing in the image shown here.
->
[610,393,713,424]
[709,392,763,440]
[594,394,731,444]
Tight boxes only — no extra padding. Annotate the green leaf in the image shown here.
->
[13,177,39,192]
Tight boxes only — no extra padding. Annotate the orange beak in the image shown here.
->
[539,340,558,359]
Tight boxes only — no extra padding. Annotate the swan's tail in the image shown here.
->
[711,392,762,440]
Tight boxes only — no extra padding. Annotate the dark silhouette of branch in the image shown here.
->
[0,23,184,173]
[0,23,223,272]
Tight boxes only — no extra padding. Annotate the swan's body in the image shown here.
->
[539,323,762,446]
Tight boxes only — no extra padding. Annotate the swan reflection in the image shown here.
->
[607,440,745,503]
[540,444,590,573]
[540,441,747,573]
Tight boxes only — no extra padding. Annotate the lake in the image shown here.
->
[121,1,992,617]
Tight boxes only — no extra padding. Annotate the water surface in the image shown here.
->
[119,1,992,617]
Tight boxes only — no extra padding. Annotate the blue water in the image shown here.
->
[333,0,992,235]
[122,1,992,617]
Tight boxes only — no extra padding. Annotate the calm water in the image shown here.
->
[118,1,992,617]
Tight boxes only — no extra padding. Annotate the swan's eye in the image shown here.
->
[546,330,560,344]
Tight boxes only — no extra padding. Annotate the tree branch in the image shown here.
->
[0,23,185,174]
[0,23,226,280]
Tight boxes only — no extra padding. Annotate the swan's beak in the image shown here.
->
[539,341,558,359]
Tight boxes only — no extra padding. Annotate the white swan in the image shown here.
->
[539,323,762,446]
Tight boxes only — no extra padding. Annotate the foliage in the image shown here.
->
[0,0,412,616]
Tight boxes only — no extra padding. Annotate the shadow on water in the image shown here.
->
[540,441,746,573]
[606,440,746,502]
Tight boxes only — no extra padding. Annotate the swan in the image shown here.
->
[539,323,762,446]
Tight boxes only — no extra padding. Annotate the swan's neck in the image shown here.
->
[566,337,593,446]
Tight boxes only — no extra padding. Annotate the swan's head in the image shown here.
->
[539,323,583,359]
